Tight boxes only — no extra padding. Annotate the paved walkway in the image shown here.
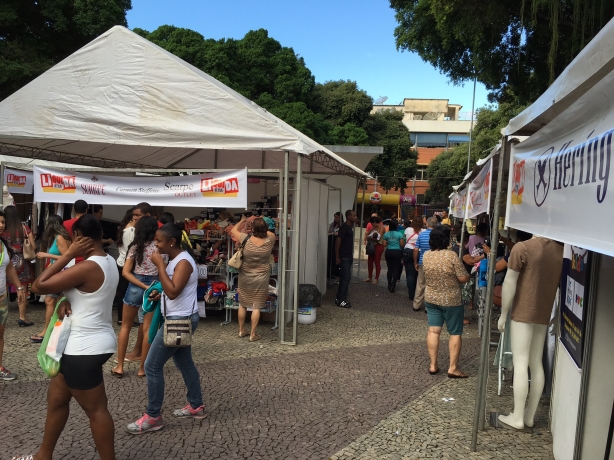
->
[2,277,553,459]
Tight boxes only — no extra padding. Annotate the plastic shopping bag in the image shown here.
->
[37,308,61,378]
[45,315,72,362]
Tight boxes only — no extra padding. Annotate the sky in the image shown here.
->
[126,0,490,116]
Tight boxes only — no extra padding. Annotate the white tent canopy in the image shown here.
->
[0,26,367,178]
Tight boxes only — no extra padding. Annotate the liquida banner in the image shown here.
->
[4,168,33,194]
[451,188,466,218]
[506,69,614,256]
[34,166,247,208]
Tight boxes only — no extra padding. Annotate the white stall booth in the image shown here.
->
[0,25,369,345]
[502,16,614,460]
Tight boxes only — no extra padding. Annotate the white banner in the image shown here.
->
[34,166,247,208]
[466,158,492,218]
[4,168,33,195]
[451,188,466,218]
[506,69,614,256]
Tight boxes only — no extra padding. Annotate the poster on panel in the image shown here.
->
[452,188,466,218]
[506,68,614,256]
[466,158,492,218]
[4,168,33,194]
[560,244,592,368]
[33,166,247,208]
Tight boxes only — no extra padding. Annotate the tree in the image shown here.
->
[425,101,526,203]
[363,110,417,192]
[0,0,132,101]
[390,0,614,104]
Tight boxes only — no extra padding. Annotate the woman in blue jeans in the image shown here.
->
[113,216,160,378]
[127,222,203,435]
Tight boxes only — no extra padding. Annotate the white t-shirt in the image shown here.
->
[404,228,421,250]
[116,226,135,267]
[163,251,198,317]
[64,255,119,355]
[0,243,9,295]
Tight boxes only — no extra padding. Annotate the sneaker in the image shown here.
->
[173,404,206,419]
[126,413,163,435]
[338,300,352,309]
[334,298,340,306]
[0,366,16,380]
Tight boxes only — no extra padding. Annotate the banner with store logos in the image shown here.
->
[465,158,492,218]
[33,166,247,208]
[451,188,466,218]
[4,168,33,194]
[505,74,614,256]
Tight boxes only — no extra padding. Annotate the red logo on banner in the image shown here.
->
[6,174,26,188]
[200,178,239,197]
[40,174,76,194]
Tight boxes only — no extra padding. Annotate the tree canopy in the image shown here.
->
[425,102,526,203]
[135,26,416,186]
[390,0,614,105]
[0,0,132,101]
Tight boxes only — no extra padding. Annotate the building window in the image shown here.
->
[410,132,470,148]
[415,168,427,181]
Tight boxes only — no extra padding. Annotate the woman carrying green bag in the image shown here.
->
[0,210,27,381]
[14,215,119,460]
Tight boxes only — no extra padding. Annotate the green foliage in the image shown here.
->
[363,110,417,192]
[0,0,131,101]
[425,102,526,203]
[137,25,412,168]
[390,0,614,104]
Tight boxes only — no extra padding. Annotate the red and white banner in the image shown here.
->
[4,168,33,195]
[466,158,493,218]
[33,166,247,208]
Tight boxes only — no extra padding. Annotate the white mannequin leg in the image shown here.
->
[498,320,547,429]
[524,323,547,427]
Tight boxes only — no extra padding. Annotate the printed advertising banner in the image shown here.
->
[466,159,492,218]
[33,166,247,208]
[4,168,33,195]
[451,188,466,218]
[560,244,592,368]
[506,69,614,256]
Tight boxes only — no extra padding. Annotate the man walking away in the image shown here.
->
[335,210,356,309]
[413,216,438,311]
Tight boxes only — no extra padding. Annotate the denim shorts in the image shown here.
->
[425,302,464,336]
[123,274,158,308]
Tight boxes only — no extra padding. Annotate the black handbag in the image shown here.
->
[366,239,376,256]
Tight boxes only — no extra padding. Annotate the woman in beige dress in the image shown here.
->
[230,216,275,342]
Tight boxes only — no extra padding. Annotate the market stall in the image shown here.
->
[470,16,614,459]
[0,25,369,345]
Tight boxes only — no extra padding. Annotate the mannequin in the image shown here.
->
[2,185,14,209]
[497,236,563,431]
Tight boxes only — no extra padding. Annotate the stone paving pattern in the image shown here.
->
[2,270,553,459]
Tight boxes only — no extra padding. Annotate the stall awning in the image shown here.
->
[0,26,368,179]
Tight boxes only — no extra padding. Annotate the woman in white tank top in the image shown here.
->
[127,222,204,435]
[18,215,119,460]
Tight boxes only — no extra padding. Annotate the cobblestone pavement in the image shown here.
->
[1,277,553,459]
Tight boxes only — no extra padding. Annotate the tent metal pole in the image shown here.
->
[291,155,302,345]
[279,152,289,343]
[356,179,366,282]
[471,135,508,451]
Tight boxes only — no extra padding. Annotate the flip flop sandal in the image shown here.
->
[30,335,44,343]
[447,371,469,379]
[429,368,440,375]
[238,331,250,338]
[111,369,124,378]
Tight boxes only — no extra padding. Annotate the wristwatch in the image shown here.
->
[17,287,24,291]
